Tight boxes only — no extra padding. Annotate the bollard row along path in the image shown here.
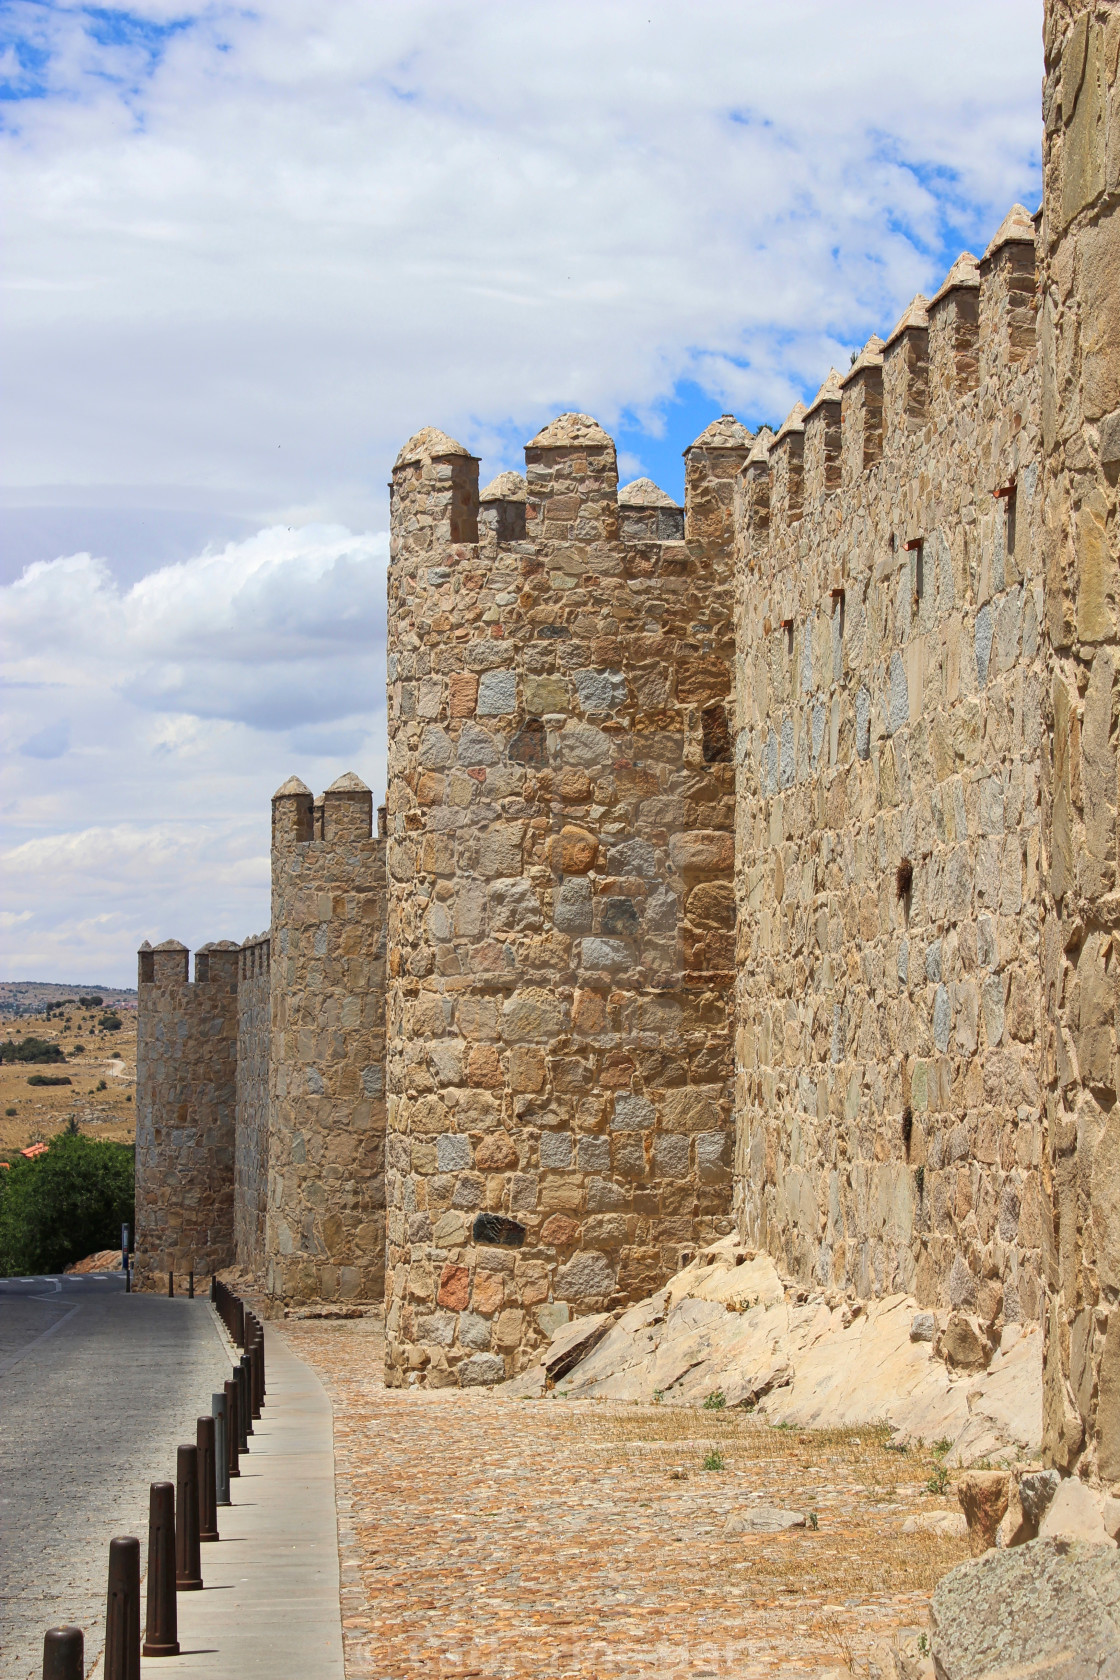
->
[0,1271,342,1680]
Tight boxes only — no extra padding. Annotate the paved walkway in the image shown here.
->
[138,1320,344,1680]
[0,1274,231,1680]
[286,1314,963,1680]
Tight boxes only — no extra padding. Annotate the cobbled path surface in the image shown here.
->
[0,1275,233,1680]
[283,1314,969,1680]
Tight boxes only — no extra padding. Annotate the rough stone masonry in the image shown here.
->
[133,0,1120,1496]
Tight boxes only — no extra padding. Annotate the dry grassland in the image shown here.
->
[285,1314,965,1678]
[0,1004,137,1155]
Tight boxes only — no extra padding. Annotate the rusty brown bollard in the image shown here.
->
[224,1378,240,1478]
[42,1626,83,1680]
[167,1270,174,1299]
[188,1269,195,1299]
[237,1357,251,1446]
[142,1482,179,1657]
[196,1416,219,1541]
[175,1445,203,1591]
[104,1534,140,1680]
[246,1341,261,1420]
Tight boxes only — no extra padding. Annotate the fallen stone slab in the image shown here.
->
[543,1309,615,1384]
[930,1538,1120,1679]
[723,1506,806,1536]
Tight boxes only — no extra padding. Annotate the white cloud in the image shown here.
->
[0,0,1044,982]
[2,0,1042,524]
[0,527,387,981]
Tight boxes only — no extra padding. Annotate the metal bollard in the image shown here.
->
[142,1482,179,1657]
[42,1626,83,1680]
[224,1378,241,1478]
[247,1337,262,1419]
[212,1391,231,1504]
[104,1535,140,1680]
[167,1270,174,1299]
[188,1269,195,1299]
[175,1445,203,1590]
[197,1416,219,1540]
[237,1356,252,1444]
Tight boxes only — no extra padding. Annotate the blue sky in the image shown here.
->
[0,0,1043,980]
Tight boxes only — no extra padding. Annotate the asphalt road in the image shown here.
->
[0,1272,234,1679]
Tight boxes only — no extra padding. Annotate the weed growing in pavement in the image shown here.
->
[702,1450,724,1471]
[808,1511,819,1529]
[925,1466,950,1496]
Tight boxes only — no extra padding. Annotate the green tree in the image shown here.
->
[0,1133,134,1275]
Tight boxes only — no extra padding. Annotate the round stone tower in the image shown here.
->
[384,413,747,1387]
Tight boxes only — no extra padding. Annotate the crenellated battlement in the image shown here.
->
[751,207,1038,557]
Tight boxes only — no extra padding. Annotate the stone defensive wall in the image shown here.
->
[234,932,271,1274]
[134,937,241,1288]
[1038,0,1120,1486]
[383,413,749,1386]
[733,204,1046,1328]
[265,772,388,1310]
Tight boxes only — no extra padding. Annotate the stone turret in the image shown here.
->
[384,411,744,1387]
[134,938,240,1289]
[265,770,387,1310]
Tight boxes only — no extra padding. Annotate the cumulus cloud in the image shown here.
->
[0,527,386,980]
[0,1,1044,981]
[2,0,1042,525]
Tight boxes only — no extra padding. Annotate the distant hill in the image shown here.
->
[0,981,138,1018]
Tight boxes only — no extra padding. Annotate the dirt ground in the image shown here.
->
[0,1002,137,1155]
[282,1313,966,1680]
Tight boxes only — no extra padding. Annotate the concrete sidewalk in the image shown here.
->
[139,1321,344,1680]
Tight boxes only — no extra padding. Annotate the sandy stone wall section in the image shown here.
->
[134,938,240,1288]
[234,934,271,1274]
[733,209,1046,1327]
[383,414,746,1389]
[1039,0,1120,1484]
[264,773,388,1310]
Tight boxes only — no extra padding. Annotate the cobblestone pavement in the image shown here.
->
[0,1275,233,1680]
[283,1315,969,1680]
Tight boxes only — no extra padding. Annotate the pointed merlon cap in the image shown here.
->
[527,414,614,450]
[884,295,930,349]
[804,369,844,419]
[771,401,807,447]
[209,940,240,950]
[480,471,528,503]
[153,938,188,951]
[393,428,475,469]
[325,771,370,794]
[745,426,775,468]
[273,774,312,799]
[138,939,152,952]
[685,413,753,453]
[840,334,886,387]
[618,477,680,509]
[984,203,1036,259]
[929,251,981,309]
